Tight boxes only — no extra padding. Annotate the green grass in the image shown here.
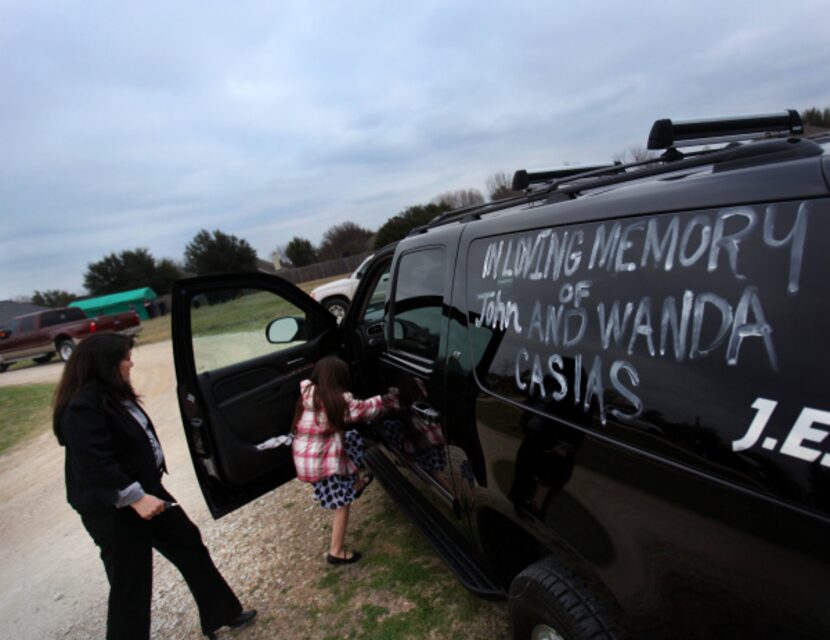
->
[134,314,173,346]
[0,383,56,453]
[190,290,302,338]
[131,273,348,346]
[309,493,506,639]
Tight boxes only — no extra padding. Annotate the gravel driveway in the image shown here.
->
[0,341,507,639]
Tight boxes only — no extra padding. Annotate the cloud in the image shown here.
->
[2,0,829,298]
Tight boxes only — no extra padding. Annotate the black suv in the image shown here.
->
[171,111,830,639]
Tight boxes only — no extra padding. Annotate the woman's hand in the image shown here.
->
[130,494,167,520]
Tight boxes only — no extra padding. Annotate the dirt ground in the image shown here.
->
[0,341,507,639]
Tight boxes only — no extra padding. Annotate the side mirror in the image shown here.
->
[266,317,305,343]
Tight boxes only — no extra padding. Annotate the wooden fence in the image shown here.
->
[269,252,372,285]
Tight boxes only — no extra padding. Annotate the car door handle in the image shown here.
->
[411,401,440,422]
[367,322,384,336]
[286,357,305,367]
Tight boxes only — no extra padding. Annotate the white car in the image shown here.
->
[309,254,374,321]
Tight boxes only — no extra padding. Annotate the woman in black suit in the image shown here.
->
[53,333,256,640]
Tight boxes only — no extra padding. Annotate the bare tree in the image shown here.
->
[486,172,517,201]
[432,189,485,210]
[613,145,657,164]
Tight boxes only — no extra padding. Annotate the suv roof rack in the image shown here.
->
[409,110,816,238]
[647,110,803,150]
[511,164,619,190]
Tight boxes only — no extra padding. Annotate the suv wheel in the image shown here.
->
[57,340,75,362]
[509,556,621,640]
[323,297,350,322]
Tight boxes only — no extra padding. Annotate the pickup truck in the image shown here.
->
[309,254,375,321]
[0,307,142,372]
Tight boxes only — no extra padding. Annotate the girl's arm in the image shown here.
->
[346,393,384,423]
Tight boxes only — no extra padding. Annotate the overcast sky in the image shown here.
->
[2,0,828,299]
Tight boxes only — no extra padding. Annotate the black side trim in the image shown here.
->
[365,446,506,600]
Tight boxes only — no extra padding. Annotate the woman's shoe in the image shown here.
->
[326,550,362,565]
[205,609,257,638]
[228,609,258,629]
[354,474,374,499]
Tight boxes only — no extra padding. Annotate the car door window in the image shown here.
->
[362,264,391,323]
[191,287,308,373]
[390,248,445,360]
[19,316,36,333]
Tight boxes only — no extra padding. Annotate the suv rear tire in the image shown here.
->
[323,296,350,322]
[57,340,75,362]
[509,556,621,640]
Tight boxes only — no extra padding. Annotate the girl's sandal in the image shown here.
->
[326,550,362,565]
[354,473,374,499]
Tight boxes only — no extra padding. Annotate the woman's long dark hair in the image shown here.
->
[52,333,138,444]
[293,356,350,433]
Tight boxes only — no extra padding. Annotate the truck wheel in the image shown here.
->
[323,297,350,323]
[57,340,75,362]
[509,556,621,640]
[33,354,55,364]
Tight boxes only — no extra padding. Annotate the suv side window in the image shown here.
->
[389,248,445,361]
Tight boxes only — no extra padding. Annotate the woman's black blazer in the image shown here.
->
[58,385,167,514]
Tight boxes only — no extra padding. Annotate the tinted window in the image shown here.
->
[18,316,36,333]
[40,308,85,327]
[362,264,391,323]
[190,288,309,373]
[390,248,445,361]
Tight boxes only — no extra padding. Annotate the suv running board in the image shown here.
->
[366,446,507,600]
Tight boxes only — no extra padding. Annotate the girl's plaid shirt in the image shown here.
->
[292,379,383,483]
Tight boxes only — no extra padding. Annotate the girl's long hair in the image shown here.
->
[293,356,350,433]
[52,333,138,444]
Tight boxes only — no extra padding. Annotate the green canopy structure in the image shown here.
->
[70,287,158,320]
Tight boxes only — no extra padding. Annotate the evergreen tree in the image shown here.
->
[374,202,451,249]
[31,289,78,308]
[84,248,178,295]
[318,222,374,261]
[183,229,258,275]
[284,237,318,267]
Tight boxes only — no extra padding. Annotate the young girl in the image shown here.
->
[292,356,397,564]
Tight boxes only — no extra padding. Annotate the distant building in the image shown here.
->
[257,258,278,275]
[269,249,290,271]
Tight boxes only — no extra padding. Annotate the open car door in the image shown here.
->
[171,272,338,518]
